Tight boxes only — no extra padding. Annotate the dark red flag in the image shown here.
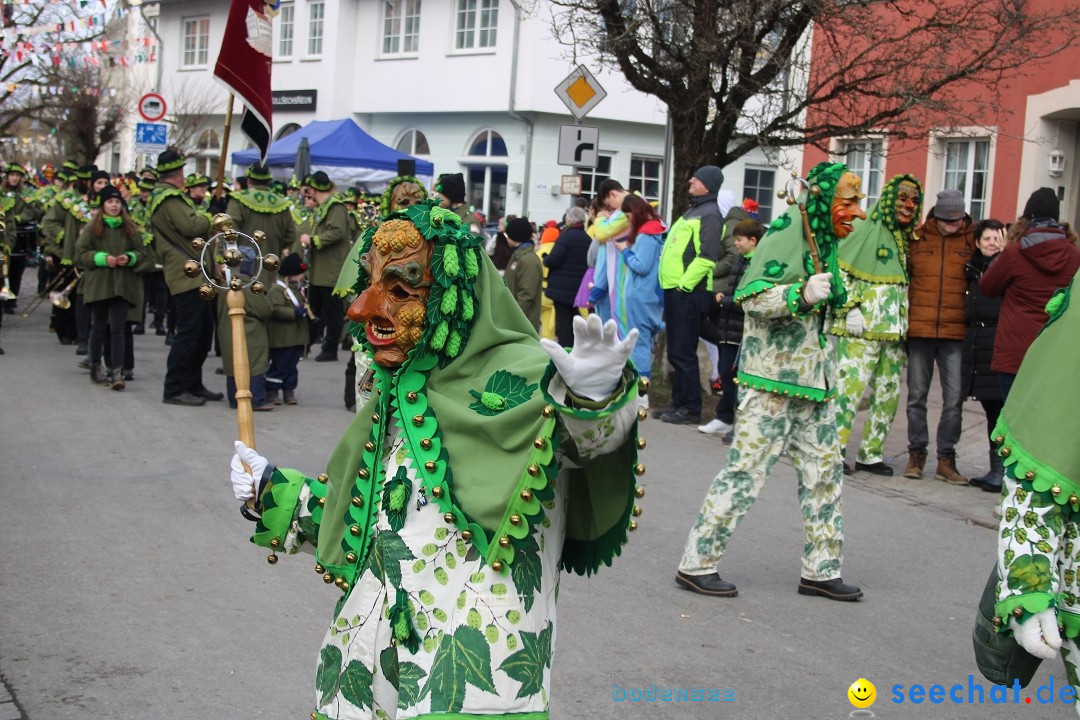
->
[213,0,273,163]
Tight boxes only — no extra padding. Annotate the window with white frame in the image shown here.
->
[181,16,209,68]
[383,0,422,55]
[575,153,612,200]
[629,156,662,203]
[942,138,990,221]
[842,139,885,209]
[742,167,775,222]
[307,1,324,57]
[395,129,430,156]
[194,129,219,178]
[278,2,294,58]
[455,0,499,51]
[465,129,508,219]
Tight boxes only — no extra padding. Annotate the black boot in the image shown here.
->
[980,449,1005,493]
[108,367,126,391]
[89,364,109,386]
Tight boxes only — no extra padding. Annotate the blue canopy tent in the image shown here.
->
[231,118,433,188]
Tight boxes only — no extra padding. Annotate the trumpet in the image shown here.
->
[20,265,73,317]
[0,247,14,303]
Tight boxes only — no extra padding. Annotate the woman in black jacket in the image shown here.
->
[962,218,1006,491]
[543,207,592,347]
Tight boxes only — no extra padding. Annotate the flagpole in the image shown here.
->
[215,94,234,201]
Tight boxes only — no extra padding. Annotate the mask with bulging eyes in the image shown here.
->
[389,181,426,212]
[348,219,433,368]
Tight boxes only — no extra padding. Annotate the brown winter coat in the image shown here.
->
[907,214,976,340]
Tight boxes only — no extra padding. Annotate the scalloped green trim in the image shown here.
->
[994,416,1080,510]
[734,278,776,303]
[993,592,1058,632]
[837,259,907,285]
[539,365,638,420]
[735,372,832,402]
[829,326,903,342]
[1060,610,1080,639]
[252,467,307,548]
[229,189,291,214]
[1041,281,1071,334]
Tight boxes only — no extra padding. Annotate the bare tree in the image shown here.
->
[0,1,114,139]
[548,0,1080,206]
[161,76,226,156]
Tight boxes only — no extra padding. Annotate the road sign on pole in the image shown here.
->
[557,125,599,168]
[138,93,167,122]
[134,122,168,155]
[554,65,607,120]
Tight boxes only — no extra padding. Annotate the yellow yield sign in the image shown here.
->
[554,65,607,120]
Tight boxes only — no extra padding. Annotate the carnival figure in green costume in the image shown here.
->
[229,201,646,719]
[829,175,922,476]
[992,274,1080,711]
[676,162,866,602]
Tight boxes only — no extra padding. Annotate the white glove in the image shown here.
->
[845,307,865,337]
[230,440,268,502]
[1010,608,1062,660]
[540,314,638,401]
[802,273,833,305]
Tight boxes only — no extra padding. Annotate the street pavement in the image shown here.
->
[0,294,1071,719]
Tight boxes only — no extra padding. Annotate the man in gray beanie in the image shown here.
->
[656,165,726,424]
[904,188,976,484]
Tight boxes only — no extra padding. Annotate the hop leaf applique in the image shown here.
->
[763,260,788,279]
[388,588,419,653]
[430,320,450,350]
[428,206,461,228]
[462,294,475,321]
[468,370,539,416]
[876,245,894,263]
[382,466,412,532]
[446,330,462,358]
[767,213,792,235]
[464,249,479,278]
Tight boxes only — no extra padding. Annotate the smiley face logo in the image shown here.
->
[848,678,876,709]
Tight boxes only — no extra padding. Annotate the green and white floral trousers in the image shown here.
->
[678,387,845,581]
[833,337,905,465]
[997,475,1080,691]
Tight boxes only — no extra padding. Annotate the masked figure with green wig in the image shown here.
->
[229,201,646,719]
[829,175,923,476]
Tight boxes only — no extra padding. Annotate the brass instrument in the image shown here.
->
[50,268,81,310]
[19,265,74,317]
[0,246,14,303]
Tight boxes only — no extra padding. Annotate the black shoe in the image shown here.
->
[675,571,738,597]
[314,351,338,362]
[3,307,13,315]
[798,577,863,601]
[76,358,91,370]
[122,370,134,381]
[981,480,1003,493]
[75,343,88,355]
[155,327,167,336]
[660,407,698,425]
[650,406,668,419]
[843,463,853,476]
[163,392,207,407]
[855,461,894,477]
[164,333,175,346]
[132,324,145,335]
[192,386,224,401]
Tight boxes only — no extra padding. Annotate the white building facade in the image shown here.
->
[150,0,793,224]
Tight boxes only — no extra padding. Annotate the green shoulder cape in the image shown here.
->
[258,203,641,587]
[229,187,291,214]
[993,278,1080,509]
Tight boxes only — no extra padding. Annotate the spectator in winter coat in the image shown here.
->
[543,207,591,347]
[980,187,1080,401]
[503,217,543,330]
[698,219,763,440]
[963,219,1006,492]
[904,189,976,485]
[705,190,751,394]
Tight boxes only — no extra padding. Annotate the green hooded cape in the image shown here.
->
[255,202,641,587]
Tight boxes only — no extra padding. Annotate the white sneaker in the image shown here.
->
[697,418,734,435]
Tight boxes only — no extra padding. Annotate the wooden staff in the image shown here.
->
[228,280,256,510]
[798,203,823,274]
[214,95,234,202]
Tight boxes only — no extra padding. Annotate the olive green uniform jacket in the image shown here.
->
[150,183,212,295]
[268,281,310,349]
[308,198,351,288]
[73,222,144,309]
[504,243,543,331]
[225,186,297,268]
[217,283,272,377]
